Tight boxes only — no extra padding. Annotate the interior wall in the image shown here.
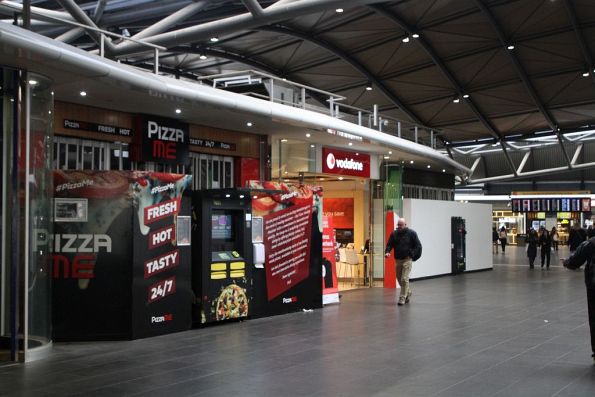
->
[402,199,493,279]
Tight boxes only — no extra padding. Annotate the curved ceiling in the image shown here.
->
[3,0,595,147]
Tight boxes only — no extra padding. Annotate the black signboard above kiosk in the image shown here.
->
[511,197,591,213]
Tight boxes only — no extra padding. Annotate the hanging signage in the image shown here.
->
[511,197,591,213]
[322,147,370,178]
[189,137,236,151]
[63,119,132,137]
[134,115,189,165]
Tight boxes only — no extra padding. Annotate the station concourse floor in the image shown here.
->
[2,246,595,397]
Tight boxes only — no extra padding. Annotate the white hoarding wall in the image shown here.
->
[402,199,493,279]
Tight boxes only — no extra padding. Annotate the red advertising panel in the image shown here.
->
[249,181,323,316]
[322,216,339,304]
[323,198,354,229]
[322,147,370,178]
[263,204,313,300]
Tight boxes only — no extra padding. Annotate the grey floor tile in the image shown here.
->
[1,246,595,396]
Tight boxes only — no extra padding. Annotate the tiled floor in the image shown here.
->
[1,245,594,397]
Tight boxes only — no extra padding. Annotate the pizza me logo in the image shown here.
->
[325,152,363,171]
[282,296,298,304]
[151,313,173,323]
[56,179,94,192]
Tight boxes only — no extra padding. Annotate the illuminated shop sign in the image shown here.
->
[63,119,132,137]
[322,147,370,178]
[511,197,591,213]
[134,115,189,165]
[189,137,236,151]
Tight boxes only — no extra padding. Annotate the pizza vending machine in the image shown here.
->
[190,189,253,325]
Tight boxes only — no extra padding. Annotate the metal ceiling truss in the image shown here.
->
[258,25,427,126]
[472,0,573,169]
[369,3,521,178]
[563,0,595,86]
[459,141,595,184]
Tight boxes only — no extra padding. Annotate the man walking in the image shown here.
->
[562,238,595,365]
[385,218,422,306]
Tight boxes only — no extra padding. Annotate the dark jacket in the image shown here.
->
[385,228,421,260]
[569,228,587,251]
[539,232,551,251]
[526,233,538,258]
[564,238,595,289]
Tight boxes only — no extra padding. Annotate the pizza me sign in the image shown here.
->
[133,115,189,165]
[322,147,370,178]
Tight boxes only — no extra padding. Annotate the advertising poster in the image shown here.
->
[323,198,354,229]
[249,181,323,317]
[131,173,193,339]
[322,216,339,305]
[52,171,192,341]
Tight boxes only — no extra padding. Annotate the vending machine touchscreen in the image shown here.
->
[190,189,252,325]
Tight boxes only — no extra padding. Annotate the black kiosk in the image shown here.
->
[190,189,253,325]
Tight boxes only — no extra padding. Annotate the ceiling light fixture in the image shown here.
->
[384,156,390,159]
[442,169,446,173]
[453,98,460,103]
[175,108,181,114]
[239,195,245,199]
[210,37,219,42]
[306,133,311,137]
[583,71,590,77]
[402,37,410,43]
[348,142,353,146]
[507,45,514,50]
[310,144,315,148]
[410,160,414,164]
[338,177,344,180]
[79,91,87,97]
[412,33,420,38]
[225,194,231,198]
[463,94,470,98]
[281,138,288,142]
[199,54,207,60]
[335,8,344,13]
[388,151,393,154]
[427,165,431,168]
[28,80,38,85]
[246,122,253,127]
[365,85,373,91]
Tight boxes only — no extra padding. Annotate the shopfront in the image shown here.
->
[52,101,263,188]
[273,138,383,291]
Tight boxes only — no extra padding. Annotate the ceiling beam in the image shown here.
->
[110,0,387,56]
[472,0,572,169]
[369,5,503,143]
[563,0,595,86]
[259,24,427,126]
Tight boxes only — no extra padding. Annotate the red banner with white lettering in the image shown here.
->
[322,147,370,178]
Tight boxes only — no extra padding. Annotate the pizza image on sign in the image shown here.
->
[215,284,248,320]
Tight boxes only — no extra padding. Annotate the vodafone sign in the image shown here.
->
[322,147,370,178]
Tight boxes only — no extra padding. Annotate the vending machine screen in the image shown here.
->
[212,212,233,240]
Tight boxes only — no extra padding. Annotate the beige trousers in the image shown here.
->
[396,258,413,299]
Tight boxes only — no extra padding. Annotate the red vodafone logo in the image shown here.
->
[322,147,370,178]
[326,152,336,170]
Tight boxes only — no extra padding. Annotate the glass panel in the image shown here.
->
[81,145,93,169]
[58,141,66,169]
[66,143,77,169]
[26,73,53,355]
[121,144,130,170]
[224,160,232,188]
[371,181,385,286]
[201,158,208,189]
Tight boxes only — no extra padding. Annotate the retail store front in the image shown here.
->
[274,139,385,291]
